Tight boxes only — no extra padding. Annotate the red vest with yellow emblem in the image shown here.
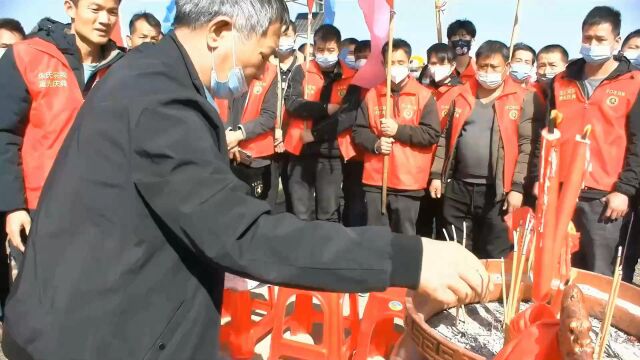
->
[12,38,109,209]
[361,77,434,190]
[284,60,356,156]
[428,83,466,130]
[447,79,526,192]
[553,69,640,192]
[216,63,278,158]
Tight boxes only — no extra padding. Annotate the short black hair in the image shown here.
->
[447,19,476,40]
[341,37,359,49]
[0,18,26,38]
[622,29,640,49]
[427,43,456,64]
[283,18,297,34]
[582,6,621,37]
[475,40,509,62]
[129,12,162,34]
[512,42,537,64]
[382,38,412,60]
[314,24,341,44]
[354,40,371,55]
[537,44,569,63]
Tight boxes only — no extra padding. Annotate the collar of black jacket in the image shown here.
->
[166,31,208,99]
[30,17,125,91]
[564,54,635,82]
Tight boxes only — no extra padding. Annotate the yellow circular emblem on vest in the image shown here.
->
[339,89,346,97]
[509,110,519,120]
[607,95,619,106]
[254,86,263,95]
[441,109,448,118]
[404,110,414,119]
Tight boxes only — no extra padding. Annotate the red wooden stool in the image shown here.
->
[268,288,360,360]
[220,286,276,359]
[353,287,407,360]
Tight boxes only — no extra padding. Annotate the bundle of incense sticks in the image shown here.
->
[504,215,533,327]
[595,247,623,360]
[443,225,468,327]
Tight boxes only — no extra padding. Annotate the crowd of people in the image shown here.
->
[0,0,638,357]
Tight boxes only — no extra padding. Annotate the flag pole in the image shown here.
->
[304,1,314,131]
[435,0,443,43]
[382,2,396,215]
[508,0,523,61]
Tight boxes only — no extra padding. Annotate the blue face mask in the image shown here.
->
[509,62,533,82]
[580,44,613,64]
[624,51,640,66]
[315,54,339,69]
[210,31,248,100]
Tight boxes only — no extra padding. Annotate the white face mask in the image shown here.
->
[277,37,295,53]
[428,64,454,83]
[624,51,640,66]
[390,65,410,84]
[580,43,614,63]
[355,59,367,69]
[0,48,6,59]
[476,71,504,89]
[509,62,534,82]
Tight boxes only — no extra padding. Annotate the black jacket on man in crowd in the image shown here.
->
[2,32,422,360]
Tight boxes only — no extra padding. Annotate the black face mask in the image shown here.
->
[451,39,472,56]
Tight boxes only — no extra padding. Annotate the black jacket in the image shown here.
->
[4,33,422,360]
[0,18,124,212]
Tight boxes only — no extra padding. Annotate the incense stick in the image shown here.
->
[506,231,519,325]
[510,220,532,320]
[596,247,623,360]
[501,257,508,329]
[452,225,457,243]
[443,228,451,242]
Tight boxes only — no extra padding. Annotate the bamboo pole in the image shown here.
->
[381,8,396,215]
[508,0,523,61]
[303,6,312,131]
[275,58,284,153]
[435,0,443,43]
[596,247,623,360]
[501,257,508,329]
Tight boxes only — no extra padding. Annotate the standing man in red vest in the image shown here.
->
[430,41,538,259]
[353,39,440,235]
[284,24,356,222]
[0,0,124,259]
[447,19,477,84]
[549,6,640,276]
[218,62,278,204]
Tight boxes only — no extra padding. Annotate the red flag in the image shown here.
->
[351,0,391,89]
[307,0,314,12]
[386,0,394,8]
[110,17,124,47]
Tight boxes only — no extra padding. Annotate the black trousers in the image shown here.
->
[416,195,444,239]
[442,179,511,259]
[572,198,631,277]
[623,211,639,283]
[288,156,342,222]
[365,191,421,235]
[268,153,293,214]
[341,160,366,227]
[0,213,10,319]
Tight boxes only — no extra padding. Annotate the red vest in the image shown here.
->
[554,69,640,192]
[458,58,476,84]
[12,38,109,209]
[361,77,434,190]
[284,60,356,155]
[448,79,526,192]
[428,83,465,130]
[216,63,278,158]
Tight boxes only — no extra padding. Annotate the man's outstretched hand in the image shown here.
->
[417,238,493,308]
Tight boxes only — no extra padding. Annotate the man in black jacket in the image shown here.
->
[2,1,491,359]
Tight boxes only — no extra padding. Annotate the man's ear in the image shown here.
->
[206,16,233,51]
[63,0,77,21]
[126,35,132,48]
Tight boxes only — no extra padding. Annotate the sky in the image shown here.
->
[2,0,639,58]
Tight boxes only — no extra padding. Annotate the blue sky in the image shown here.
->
[2,0,639,58]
